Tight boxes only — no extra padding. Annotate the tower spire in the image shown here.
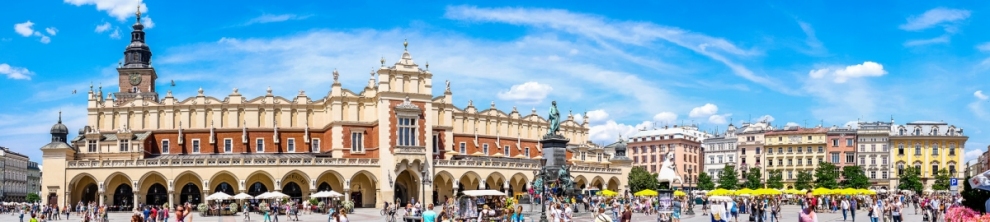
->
[136,4,142,22]
[58,110,62,124]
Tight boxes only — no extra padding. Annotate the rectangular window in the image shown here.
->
[846,139,853,146]
[788,171,793,179]
[287,138,295,153]
[915,144,921,155]
[818,146,823,153]
[933,165,939,175]
[312,138,321,153]
[882,171,888,179]
[224,139,232,153]
[950,144,956,155]
[756,147,761,154]
[882,157,888,165]
[718,156,723,163]
[192,139,201,153]
[870,171,876,179]
[860,145,865,152]
[433,134,440,153]
[788,159,793,166]
[807,147,812,153]
[397,118,417,146]
[778,148,782,154]
[119,140,129,152]
[634,156,638,163]
[807,136,812,140]
[504,145,510,157]
[256,138,264,153]
[832,139,839,147]
[525,147,530,158]
[459,142,466,154]
[871,144,876,152]
[898,145,904,155]
[898,165,904,175]
[483,144,489,155]
[87,140,98,152]
[932,145,938,155]
[778,159,782,166]
[351,132,364,152]
[871,157,876,165]
[742,148,746,155]
[860,157,865,165]
[788,147,793,153]
[846,153,854,163]
[161,140,169,154]
[831,153,839,163]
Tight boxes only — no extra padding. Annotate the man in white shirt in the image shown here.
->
[841,198,850,221]
[563,203,573,222]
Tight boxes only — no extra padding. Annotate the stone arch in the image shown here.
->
[245,170,276,192]
[608,177,621,191]
[574,175,589,189]
[104,172,134,209]
[485,172,507,191]
[459,171,482,191]
[315,170,345,193]
[69,173,99,205]
[103,172,134,191]
[349,170,378,208]
[209,171,239,195]
[509,172,529,195]
[138,171,168,205]
[174,170,204,205]
[433,171,457,202]
[281,170,311,201]
[394,167,421,206]
[592,176,605,189]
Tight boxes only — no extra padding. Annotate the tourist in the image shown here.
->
[890,198,902,222]
[799,191,817,222]
[563,203,573,222]
[841,197,849,221]
[337,207,349,222]
[620,205,632,222]
[421,204,437,222]
[242,203,250,221]
[511,205,524,222]
[594,207,613,222]
[672,197,682,222]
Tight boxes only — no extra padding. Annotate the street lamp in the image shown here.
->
[420,166,432,209]
[535,158,549,222]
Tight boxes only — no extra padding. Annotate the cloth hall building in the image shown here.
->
[40,15,630,209]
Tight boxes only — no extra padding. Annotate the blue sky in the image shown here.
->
[3,1,990,164]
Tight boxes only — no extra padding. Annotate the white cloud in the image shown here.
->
[964,149,983,163]
[496,81,553,104]
[585,110,609,124]
[14,21,35,37]
[899,7,971,31]
[757,115,774,123]
[709,114,731,125]
[39,36,50,44]
[142,16,154,29]
[109,27,120,39]
[689,103,718,118]
[45,27,58,36]
[797,21,826,55]
[843,121,858,129]
[975,90,988,100]
[64,0,147,21]
[243,14,312,26]
[904,35,950,47]
[977,42,990,52]
[809,61,887,83]
[95,22,112,33]
[0,63,33,80]
[589,120,652,144]
[443,5,786,91]
[785,122,800,127]
[652,112,677,125]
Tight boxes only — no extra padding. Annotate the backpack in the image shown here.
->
[730,204,738,214]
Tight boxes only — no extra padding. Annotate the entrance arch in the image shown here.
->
[283,182,303,203]
[112,184,133,208]
[458,171,481,191]
[247,182,269,197]
[485,172,507,192]
[350,170,378,208]
[394,169,420,206]
[146,184,168,206]
[179,182,202,205]
[70,173,99,205]
[105,173,133,210]
[509,173,529,195]
[608,177,620,191]
[245,171,275,194]
[214,182,235,195]
[281,170,311,201]
[209,171,239,195]
[315,170,345,193]
[433,171,456,203]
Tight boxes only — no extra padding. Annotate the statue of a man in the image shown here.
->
[547,101,560,137]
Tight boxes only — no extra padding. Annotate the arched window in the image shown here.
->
[914,128,921,136]
[897,163,905,175]
[931,127,939,136]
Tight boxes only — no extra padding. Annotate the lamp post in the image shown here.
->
[420,166,431,210]
[535,158,549,222]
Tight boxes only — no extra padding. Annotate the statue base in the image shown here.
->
[540,134,570,169]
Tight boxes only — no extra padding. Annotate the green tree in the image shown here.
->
[717,165,739,190]
[26,193,40,203]
[932,169,951,191]
[795,170,814,190]
[962,176,990,213]
[697,172,716,190]
[898,166,923,194]
[814,162,839,189]
[745,167,763,189]
[767,170,784,189]
[628,166,659,192]
[841,165,871,189]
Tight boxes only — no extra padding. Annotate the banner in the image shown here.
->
[658,191,673,213]
[969,170,990,191]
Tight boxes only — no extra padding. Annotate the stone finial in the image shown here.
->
[491,101,495,108]
[425,61,429,70]
[266,86,272,94]
[532,107,537,114]
[370,69,376,77]
[233,88,239,94]
[381,57,385,67]
[166,90,172,97]
[299,90,305,96]
[445,80,450,92]
[403,39,408,50]
[197,87,204,96]
[512,106,517,113]
[333,68,339,82]
[468,100,473,107]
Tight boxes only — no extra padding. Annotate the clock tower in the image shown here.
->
[115,5,158,104]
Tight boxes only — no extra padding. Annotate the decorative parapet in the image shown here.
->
[433,159,540,170]
[66,157,379,168]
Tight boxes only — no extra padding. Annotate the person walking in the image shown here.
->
[841,197,849,221]
[242,204,250,221]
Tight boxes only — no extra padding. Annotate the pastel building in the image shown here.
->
[889,121,966,191]
[628,125,709,190]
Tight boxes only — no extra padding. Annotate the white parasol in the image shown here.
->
[206,192,232,201]
[232,192,254,200]
[311,191,343,198]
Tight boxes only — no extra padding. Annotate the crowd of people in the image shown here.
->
[694,190,964,222]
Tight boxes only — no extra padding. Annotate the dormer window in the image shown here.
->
[899,128,906,135]
[914,128,921,136]
[932,128,939,136]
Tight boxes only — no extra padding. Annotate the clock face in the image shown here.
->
[129,73,142,86]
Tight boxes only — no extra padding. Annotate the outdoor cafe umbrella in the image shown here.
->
[206,192,233,201]
[233,192,254,200]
